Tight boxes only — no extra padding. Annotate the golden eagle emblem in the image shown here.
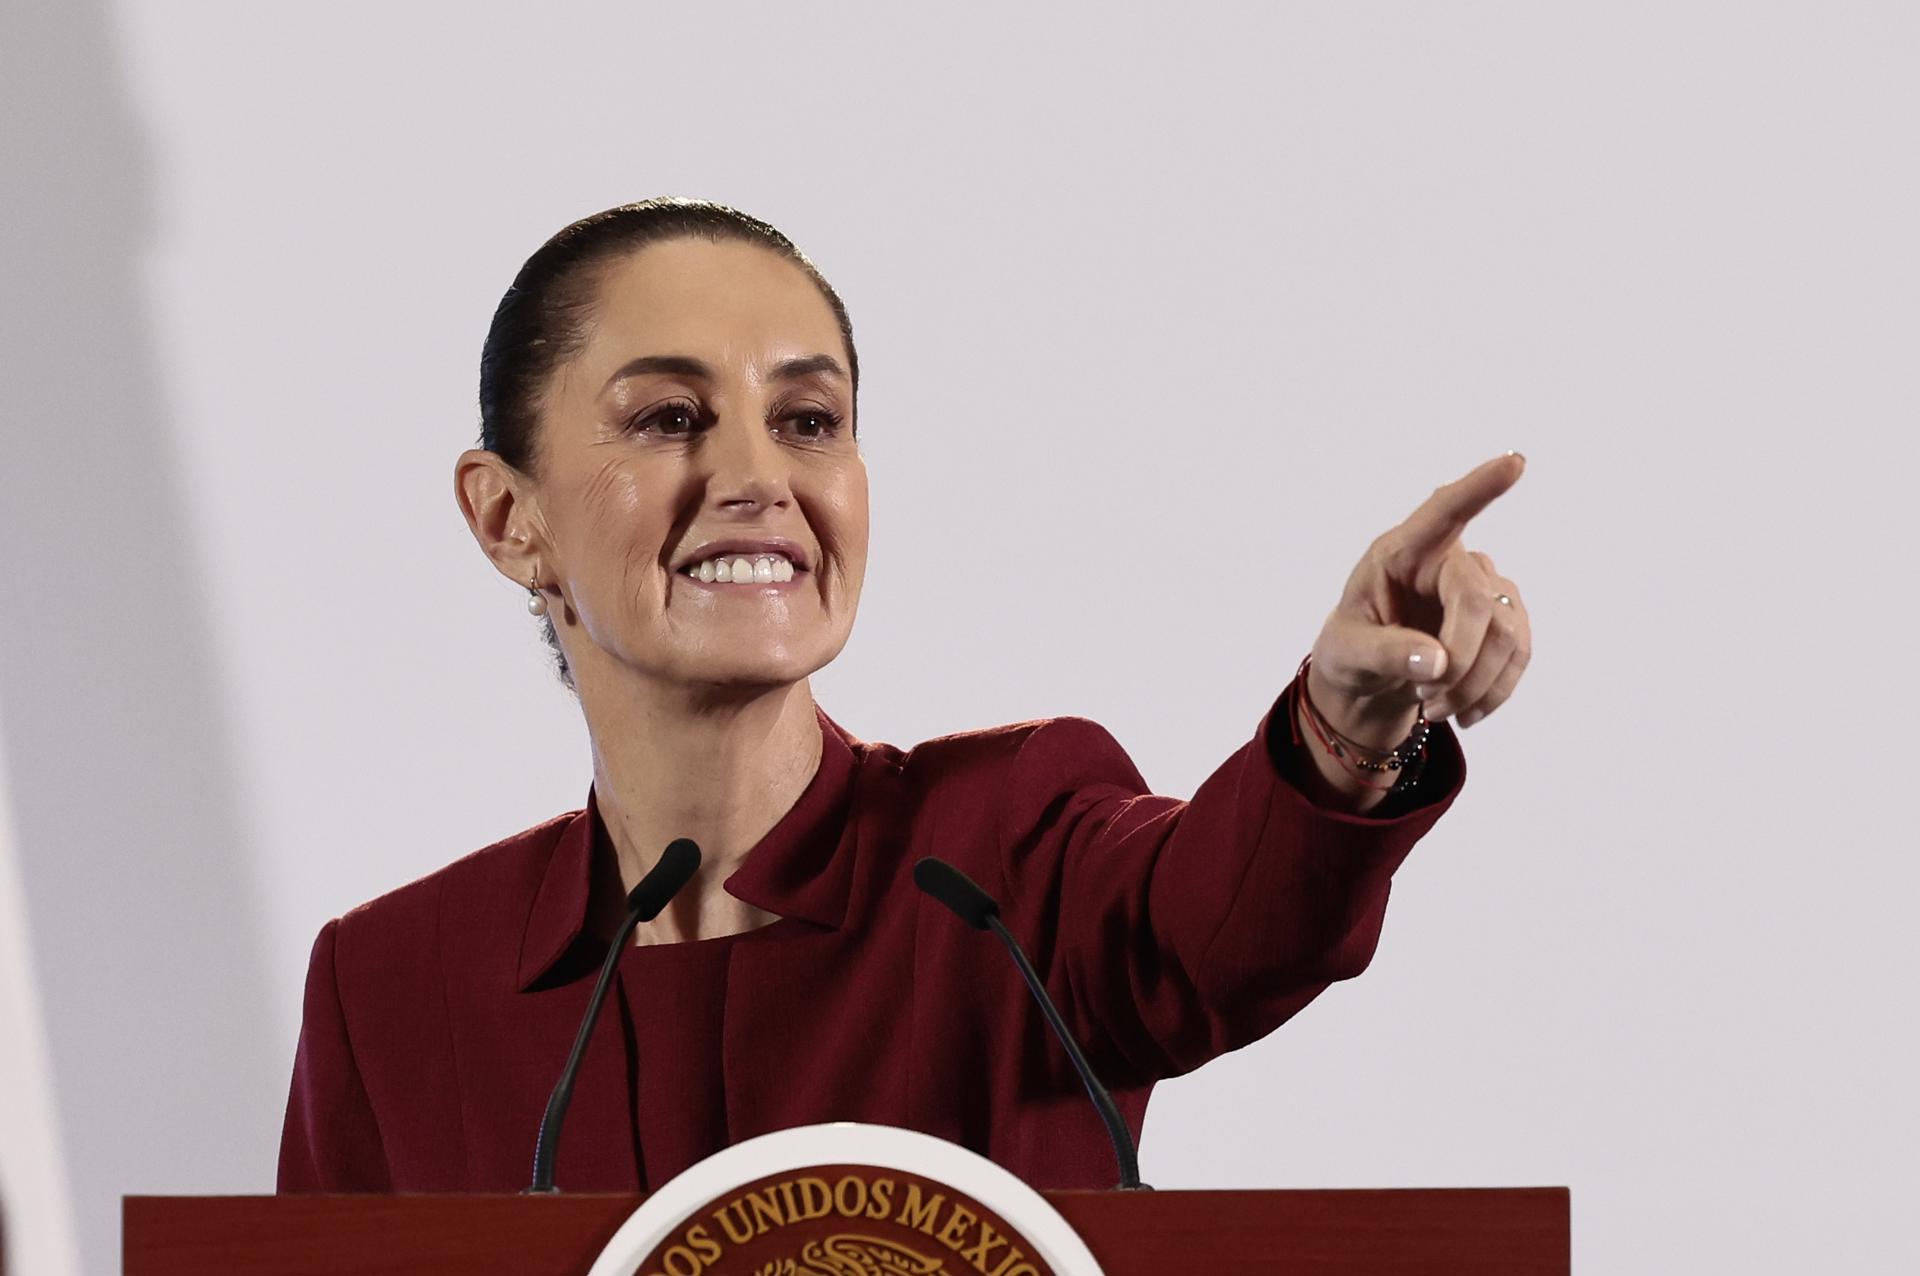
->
[752,1233,948,1276]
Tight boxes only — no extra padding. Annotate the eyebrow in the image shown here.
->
[600,353,848,395]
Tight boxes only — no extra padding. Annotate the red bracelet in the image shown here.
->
[1289,654,1431,794]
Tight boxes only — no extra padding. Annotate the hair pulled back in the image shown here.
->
[477,197,860,689]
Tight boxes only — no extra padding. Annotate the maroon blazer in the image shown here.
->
[278,678,1465,1192]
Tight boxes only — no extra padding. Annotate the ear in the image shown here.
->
[454,448,548,589]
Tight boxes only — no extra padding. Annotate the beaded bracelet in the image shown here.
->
[1288,653,1431,794]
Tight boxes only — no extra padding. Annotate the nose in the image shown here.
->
[701,410,792,514]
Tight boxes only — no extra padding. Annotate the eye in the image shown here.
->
[781,406,846,440]
[629,400,704,436]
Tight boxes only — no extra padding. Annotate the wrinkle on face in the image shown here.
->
[795,470,868,618]
[525,237,868,692]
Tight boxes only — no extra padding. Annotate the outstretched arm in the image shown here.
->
[994,691,1465,1088]
[989,455,1531,1082]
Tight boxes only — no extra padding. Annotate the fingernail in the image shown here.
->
[1459,708,1483,728]
[1506,449,1526,462]
[1408,650,1438,677]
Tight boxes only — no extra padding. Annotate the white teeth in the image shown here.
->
[682,552,800,584]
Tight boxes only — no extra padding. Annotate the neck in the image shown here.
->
[576,674,822,944]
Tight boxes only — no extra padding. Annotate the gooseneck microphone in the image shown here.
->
[912,856,1148,1190]
[527,837,702,1194]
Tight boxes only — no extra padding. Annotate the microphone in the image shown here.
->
[527,837,701,1194]
[912,857,1148,1190]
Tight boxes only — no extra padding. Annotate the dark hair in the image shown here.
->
[477,197,860,689]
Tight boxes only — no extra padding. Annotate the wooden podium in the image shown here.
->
[125,1188,1569,1274]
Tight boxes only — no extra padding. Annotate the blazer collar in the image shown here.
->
[516,705,862,990]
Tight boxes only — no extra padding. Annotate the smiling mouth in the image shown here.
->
[677,552,804,586]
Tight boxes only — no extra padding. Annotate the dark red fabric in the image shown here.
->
[616,926,780,1189]
[277,674,1465,1192]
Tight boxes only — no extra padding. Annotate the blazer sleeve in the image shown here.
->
[277,917,392,1191]
[993,669,1466,1087]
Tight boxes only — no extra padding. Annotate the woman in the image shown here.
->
[277,198,1532,1194]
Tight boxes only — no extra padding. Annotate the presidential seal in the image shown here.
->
[584,1125,1103,1276]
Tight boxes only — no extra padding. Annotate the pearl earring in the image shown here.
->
[526,571,548,617]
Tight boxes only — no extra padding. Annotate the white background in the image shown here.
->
[3,3,1915,1273]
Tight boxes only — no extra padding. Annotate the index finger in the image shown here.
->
[1394,452,1526,560]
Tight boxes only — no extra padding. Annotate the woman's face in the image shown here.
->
[527,238,868,696]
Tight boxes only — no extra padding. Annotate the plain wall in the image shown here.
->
[0,732,82,1276]
[3,2,1915,1273]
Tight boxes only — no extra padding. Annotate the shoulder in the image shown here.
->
[851,715,1149,858]
[323,808,577,980]
[881,714,1144,795]
[845,716,1163,918]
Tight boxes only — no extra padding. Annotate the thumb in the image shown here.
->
[1321,616,1449,689]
